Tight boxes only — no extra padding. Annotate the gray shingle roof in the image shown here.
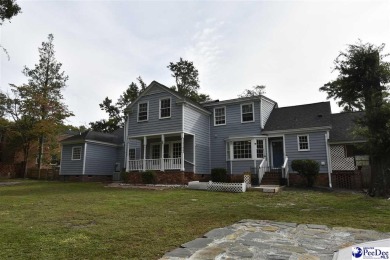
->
[61,128,123,144]
[263,102,331,132]
[329,112,365,143]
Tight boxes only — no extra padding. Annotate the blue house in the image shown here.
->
[60,81,368,187]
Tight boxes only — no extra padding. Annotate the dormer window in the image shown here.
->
[138,102,148,122]
[159,98,171,119]
[241,103,254,123]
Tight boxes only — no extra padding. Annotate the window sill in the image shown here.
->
[214,124,226,127]
[298,149,310,152]
[241,120,255,124]
[159,117,171,120]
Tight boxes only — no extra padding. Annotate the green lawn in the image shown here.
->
[0,181,389,259]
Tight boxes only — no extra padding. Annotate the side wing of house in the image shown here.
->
[60,143,85,175]
[84,143,117,175]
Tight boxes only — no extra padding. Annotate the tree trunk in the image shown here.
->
[37,135,44,179]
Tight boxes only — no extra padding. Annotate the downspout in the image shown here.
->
[82,143,87,175]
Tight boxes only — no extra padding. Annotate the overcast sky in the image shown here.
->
[1,0,389,127]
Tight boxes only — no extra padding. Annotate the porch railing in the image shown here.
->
[128,158,182,171]
[129,160,143,171]
[164,158,181,170]
[258,158,268,184]
[281,156,289,186]
[145,159,160,170]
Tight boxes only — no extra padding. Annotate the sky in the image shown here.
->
[1,0,389,127]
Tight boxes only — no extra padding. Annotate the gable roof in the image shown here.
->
[61,129,123,145]
[125,81,209,114]
[263,102,331,132]
[329,111,365,143]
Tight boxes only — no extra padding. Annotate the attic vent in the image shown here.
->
[317,114,323,118]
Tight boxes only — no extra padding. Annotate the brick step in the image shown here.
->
[260,172,282,185]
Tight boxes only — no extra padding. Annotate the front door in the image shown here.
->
[271,141,284,168]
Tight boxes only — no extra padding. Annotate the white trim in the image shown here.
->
[260,98,263,129]
[193,134,196,173]
[71,146,82,160]
[241,102,255,123]
[129,131,188,139]
[262,126,331,135]
[82,143,87,174]
[182,104,185,132]
[282,134,286,159]
[85,140,120,147]
[59,144,63,174]
[297,134,310,151]
[325,131,332,188]
[137,101,149,122]
[213,106,226,126]
[225,135,267,141]
[159,97,171,119]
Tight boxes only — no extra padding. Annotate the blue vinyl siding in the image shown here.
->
[183,105,210,174]
[85,143,117,175]
[208,101,261,173]
[128,86,182,137]
[285,131,329,173]
[60,144,84,175]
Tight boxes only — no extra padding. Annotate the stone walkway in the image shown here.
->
[161,220,390,260]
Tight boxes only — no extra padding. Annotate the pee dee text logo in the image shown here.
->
[352,247,390,259]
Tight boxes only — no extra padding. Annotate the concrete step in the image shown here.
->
[250,185,284,193]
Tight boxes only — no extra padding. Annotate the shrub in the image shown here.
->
[142,170,156,184]
[291,159,320,187]
[211,168,227,182]
[121,170,130,183]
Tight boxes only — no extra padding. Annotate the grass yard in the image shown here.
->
[0,181,389,259]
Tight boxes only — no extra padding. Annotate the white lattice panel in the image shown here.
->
[244,174,251,188]
[330,145,355,171]
[207,181,246,193]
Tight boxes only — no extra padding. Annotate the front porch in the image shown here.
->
[126,132,194,172]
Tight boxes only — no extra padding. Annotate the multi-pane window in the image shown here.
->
[72,146,81,160]
[129,149,136,160]
[241,103,254,122]
[256,139,264,158]
[298,135,310,151]
[214,107,226,126]
[151,144,160,159]
[138,102,148,121]
[160,98,171,118]
[233,141,252,159]
[172,143,181,158]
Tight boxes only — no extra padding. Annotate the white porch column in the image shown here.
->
[126,141,129,171]
[143,136,147,172]
[181,132,185,171]
[229,141,233,174]
[161,134,165,171]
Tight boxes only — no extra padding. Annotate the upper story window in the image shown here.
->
[297,135,310,151]
[214,107,226,126]
[72,146,82,160]
[138,102,148,122]
[233,140,252,159]
[241,103,254,123]
[159,98,171,119]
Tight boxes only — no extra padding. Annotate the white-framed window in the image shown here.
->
[233,140,252,159]
[151,144,160,159]
[297,135,310,151]
[159,98,171,119]
[72,146,82,160]
[214,107,226,126]
[172,142,181,158]
[241,103,254,123]
[138,102,148,122]
[129,148,136,160]
[256,139,264,158]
